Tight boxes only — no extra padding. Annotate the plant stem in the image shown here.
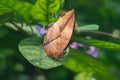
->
[80,30,120,40]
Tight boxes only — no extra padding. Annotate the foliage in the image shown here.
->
[72,37,120,51]
[0,0,33,23]
[0,0,120,80]
[75,24,99,30]
[18,37,69,69]
[64,49,113,80]
[31,0,60,25]
[0,0,60,25]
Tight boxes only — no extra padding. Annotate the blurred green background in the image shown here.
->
[0,0,120,80]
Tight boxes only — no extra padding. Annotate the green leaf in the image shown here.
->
[76,24,99,30]
[74,72,92,80]
[18,37,69,69]
[31,0,60,25]
[0,0,33,22]
[72,37,120,51]
[64,49,113,80]
[5,22,41,36]
[0,13,13,26]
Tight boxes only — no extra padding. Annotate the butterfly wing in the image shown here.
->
[43,10,75,59]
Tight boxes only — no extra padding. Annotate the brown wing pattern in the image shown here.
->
[43,10,75,59]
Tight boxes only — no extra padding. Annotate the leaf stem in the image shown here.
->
[80,30,120,40]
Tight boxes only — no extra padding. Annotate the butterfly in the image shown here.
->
[43,10,75,59]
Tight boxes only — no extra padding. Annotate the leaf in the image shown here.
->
[72,37,120,51]
[18,37,69,69]
[74,72,92,80]
[64,49,113,80]
[31,0,60,25]
[0,0,11,15]
[5,22,41,36]
[75,24,99,30]
[0,0,33,22]
[0,13,13,26]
